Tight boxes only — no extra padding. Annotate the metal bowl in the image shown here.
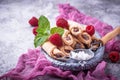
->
[41,31,105,71]
[42,46,104,71]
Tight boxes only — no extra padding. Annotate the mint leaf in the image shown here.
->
[34,15,50,47]
[34,34,49,47]
[50,27,64,36]
[37,15,50,34]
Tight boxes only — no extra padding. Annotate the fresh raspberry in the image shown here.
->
[49,33,63,47]
[33,27,38,35]
[29,17,38,26]
[109,51,119,63]
[86,25,95,36]
[56,18,69,29]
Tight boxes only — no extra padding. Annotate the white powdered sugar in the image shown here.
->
[71,50,94,61]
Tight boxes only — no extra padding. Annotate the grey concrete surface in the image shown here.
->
[0,0,120,79]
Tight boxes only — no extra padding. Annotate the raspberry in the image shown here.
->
[29,17,38,26]
[49,33,63,47]
[86,25,95,36]
[109,51,119,63]
[56,18,69,29]
[33,27,38,35]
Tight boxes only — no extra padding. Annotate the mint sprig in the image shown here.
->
[34,15,64,48]
[34,34,49,47]
[50,27,64,36]
[34,15,50,47]
[37,15,50,34]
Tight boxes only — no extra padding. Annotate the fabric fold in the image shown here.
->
[0,48,116,80]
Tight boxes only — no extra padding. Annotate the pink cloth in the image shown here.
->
[0,4,118,80]
[0,48,116,80]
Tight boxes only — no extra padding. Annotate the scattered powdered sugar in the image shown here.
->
[70,50,94,61]
[79,61,87,66]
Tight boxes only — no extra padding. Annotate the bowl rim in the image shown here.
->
[41,46,105,71]
[41,30,105,71]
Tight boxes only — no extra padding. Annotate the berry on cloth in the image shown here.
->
[109,51,119,63]
[49,33,63,47]
[86,25,95,36]
[56,18,69,29]
[29,17,38,26]
[33,27,38,35]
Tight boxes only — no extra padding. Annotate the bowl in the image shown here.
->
[42,46,104,71]
[41,31,105,71]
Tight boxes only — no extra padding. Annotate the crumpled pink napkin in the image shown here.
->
[0,4,117,80]
[0,48,116,80]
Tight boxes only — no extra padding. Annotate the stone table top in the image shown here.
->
[0,0,120,79]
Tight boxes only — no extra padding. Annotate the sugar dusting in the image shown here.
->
[71,50,94,61]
